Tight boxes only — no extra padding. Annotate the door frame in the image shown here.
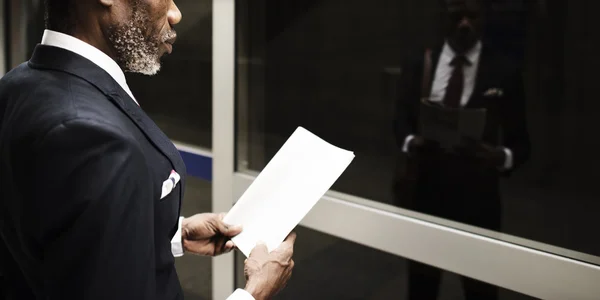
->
[0,0,5,76]
[212,1,237,299]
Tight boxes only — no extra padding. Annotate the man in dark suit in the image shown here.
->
[0,0,295,299]
[393,0,531,299]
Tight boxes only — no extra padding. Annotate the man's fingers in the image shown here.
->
[280,232,297,250]
[218,212,236,222]
[271,232,296,259]
[224,240,236,251]
[224,223,243,237]
[213,217,242,237]
[215,237,227,253]
[250,241,268,257]
[284,232,297,244]
[183,240,211,254]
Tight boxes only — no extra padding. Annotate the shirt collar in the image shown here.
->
[441,40,482,65]
[40,30,138,104]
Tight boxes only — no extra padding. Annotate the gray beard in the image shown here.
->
[108,9,165,75]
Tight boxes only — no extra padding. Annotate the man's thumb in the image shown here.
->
[215,218,242,236]
[250,240,268,256]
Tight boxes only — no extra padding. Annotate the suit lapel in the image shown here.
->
[466,46,493,109]
[108,89,186,175]
[424,46,443,98]
[109,89,186,215]
[29,45,186,177]
[430,48,443,89]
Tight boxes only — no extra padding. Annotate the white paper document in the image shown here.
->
[223,127,355,257]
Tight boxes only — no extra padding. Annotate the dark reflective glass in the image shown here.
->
[8,0,45,69]
[127,0,213,148]
[235,0,600,261]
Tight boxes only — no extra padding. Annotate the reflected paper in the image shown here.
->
[223,127,355,257]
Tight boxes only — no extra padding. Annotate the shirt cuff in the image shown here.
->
[171,216,184,257]
[226,289,255,300]
[402,135,415,153]
[502,147,513,170]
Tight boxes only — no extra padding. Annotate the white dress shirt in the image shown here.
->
[41,30,138,105]
[402,41,513,169]
[41,29,253,300]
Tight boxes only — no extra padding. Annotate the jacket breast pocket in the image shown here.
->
[159,170,181,202]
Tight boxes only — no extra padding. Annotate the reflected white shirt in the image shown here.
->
[40,30,255,300]
[402,41,513,170]
[430,41,482,106]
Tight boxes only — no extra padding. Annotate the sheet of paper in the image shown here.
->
[418,100,487,148]
[223,126,355,257]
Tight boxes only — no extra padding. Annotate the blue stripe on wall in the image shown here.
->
[178,150,212,181]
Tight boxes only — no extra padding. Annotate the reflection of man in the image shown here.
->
[0,1,293,299]
[393,0,531,299]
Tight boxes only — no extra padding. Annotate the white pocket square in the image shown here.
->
[161,170,181,199]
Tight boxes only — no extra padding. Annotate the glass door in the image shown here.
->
[213,0,600,299]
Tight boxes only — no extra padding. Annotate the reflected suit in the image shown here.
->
[393,42,531,300]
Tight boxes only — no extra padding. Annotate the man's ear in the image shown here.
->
[98,0,114,8]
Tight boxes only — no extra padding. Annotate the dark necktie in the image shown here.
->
[443,55,470,108]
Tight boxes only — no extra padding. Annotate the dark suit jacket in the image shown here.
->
[0,45,187,300]
[393,43,531,229]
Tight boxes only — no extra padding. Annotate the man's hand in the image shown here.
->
[244,233,296,300]
[407,136,439,157]
[182,213,242,256]
[475,143,506,168]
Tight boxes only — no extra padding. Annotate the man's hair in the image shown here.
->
[44,0,76,33]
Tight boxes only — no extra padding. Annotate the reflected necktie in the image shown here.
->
[443,55,470,108]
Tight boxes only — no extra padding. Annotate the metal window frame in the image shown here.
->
[212,0,237,299]
[235,173,600,300]
[0,0,6,76]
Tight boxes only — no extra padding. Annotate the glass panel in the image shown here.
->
[176,177,212,299]
[235,0,600,262]
[127,0,213,148]
[7,0,45,69]
[235,227,538,300]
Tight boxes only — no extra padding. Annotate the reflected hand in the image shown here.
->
[455,140,506,168]
[244,233,296,300]
[407,136,439,156]
[476,143,506,168]
[182,213,242,256]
